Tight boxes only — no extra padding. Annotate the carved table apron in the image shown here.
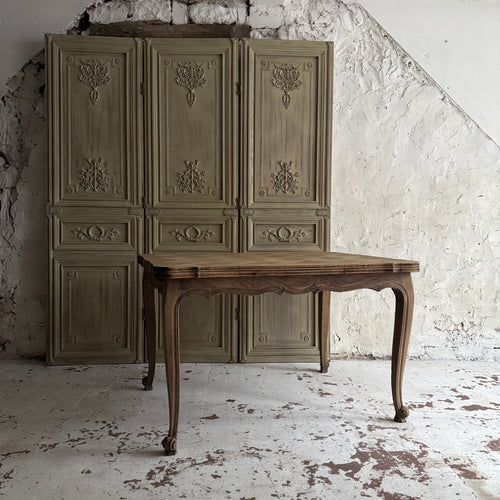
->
[138,251,419,456]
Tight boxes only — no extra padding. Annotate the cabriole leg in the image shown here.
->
[161,282,181,455]
[319,291,331,373]
[391,274,414,423]
[142,276,156,391]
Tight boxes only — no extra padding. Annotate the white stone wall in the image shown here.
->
[0,0,498,360]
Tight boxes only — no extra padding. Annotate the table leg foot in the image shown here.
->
[320,360,330,373]
[142,375,153,391]
[394,406,410,423]
[162,435,177,456]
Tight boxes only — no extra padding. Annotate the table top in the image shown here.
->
[138,252,419,279]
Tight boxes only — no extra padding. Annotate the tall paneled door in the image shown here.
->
[46,34,333,365]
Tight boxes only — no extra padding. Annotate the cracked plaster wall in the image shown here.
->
[0,0,498,360]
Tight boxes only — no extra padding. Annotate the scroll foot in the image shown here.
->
[394,406,410,423]
[142,376,153,391]
[162,435,177,456]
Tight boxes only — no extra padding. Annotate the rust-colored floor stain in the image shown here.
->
[0,359,498,499]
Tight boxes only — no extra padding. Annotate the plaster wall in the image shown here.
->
[357,0,500,147]
[0,0,498,360]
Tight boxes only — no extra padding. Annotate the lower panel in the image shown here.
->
[155,293,238,363]
[241,292,320,362]
[49,252,140,365]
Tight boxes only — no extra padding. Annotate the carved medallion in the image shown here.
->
[79,158,110,192]
[79,59,111,105]
[272,64,302,109]
[176,160,206,194]
[170,225,215,243]
[301,332,311,343]
[175,62,207,107]
[270,161,299,194]
[71,225,120,242]
[262,226,306,243]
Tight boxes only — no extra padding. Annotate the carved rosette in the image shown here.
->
[300,332,311,343]
[79,158,110,192]
[262,226,306,243]
[170,225,215,243]
[175,62,207,107]
[270,161,300,194]
[272,64,302,109]
[66,270,78,280]
[176,160,206,194]
[79,59,111,105]
[113,270,125,280]
[71,225,120,242]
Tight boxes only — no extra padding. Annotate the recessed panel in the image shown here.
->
[51,254,139,363]
[244,293,319,359]
[53,208,139,251]
[151,211,236,252]
[149,39,236,209]
[155,294,236,362]
[244,40,331,209]
[248,216,324,252]
[48,35,141,206]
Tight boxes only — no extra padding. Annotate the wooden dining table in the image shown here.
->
[138,251,419,455]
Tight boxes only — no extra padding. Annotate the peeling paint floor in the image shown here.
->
[0,359,498,499]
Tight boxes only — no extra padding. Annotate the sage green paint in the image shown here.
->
[47,35,332,365]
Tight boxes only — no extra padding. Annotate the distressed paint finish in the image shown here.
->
[0,359,499,498]
[0,0,499,360]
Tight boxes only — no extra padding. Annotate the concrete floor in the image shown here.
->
[0,359,498,499]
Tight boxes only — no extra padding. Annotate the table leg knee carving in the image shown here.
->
[394,406,409,423]
[162,435,177,456]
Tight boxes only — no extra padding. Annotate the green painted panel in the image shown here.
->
[47,34,143,365]
[47,34,142,207]
[241,39,333,362]
[148,38,238,210]
[147,38,238,361]
[49,253,139,364]
[52,207,140,252]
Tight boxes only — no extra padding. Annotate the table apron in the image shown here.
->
[146,271,413,302]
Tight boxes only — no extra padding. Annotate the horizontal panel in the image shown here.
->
[49,253,139,364]
[47,34,142,207]
[147,38,237,209]
[149,210,237,253]
[51,207,142,251]
[246,214,326,252]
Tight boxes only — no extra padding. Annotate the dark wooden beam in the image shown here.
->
[89,21,251,38]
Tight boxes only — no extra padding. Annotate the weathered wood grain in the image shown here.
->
[139,251,420,278]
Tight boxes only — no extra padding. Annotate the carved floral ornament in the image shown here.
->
[79,158,110,192]
[176,160,206,194]
[175,61,207,107]
[271,63,302,109]
[71,225,120,242]
[270,161,300,194]
[261,226,306,243]
[78,59,111,105]
[170,225,215,243]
